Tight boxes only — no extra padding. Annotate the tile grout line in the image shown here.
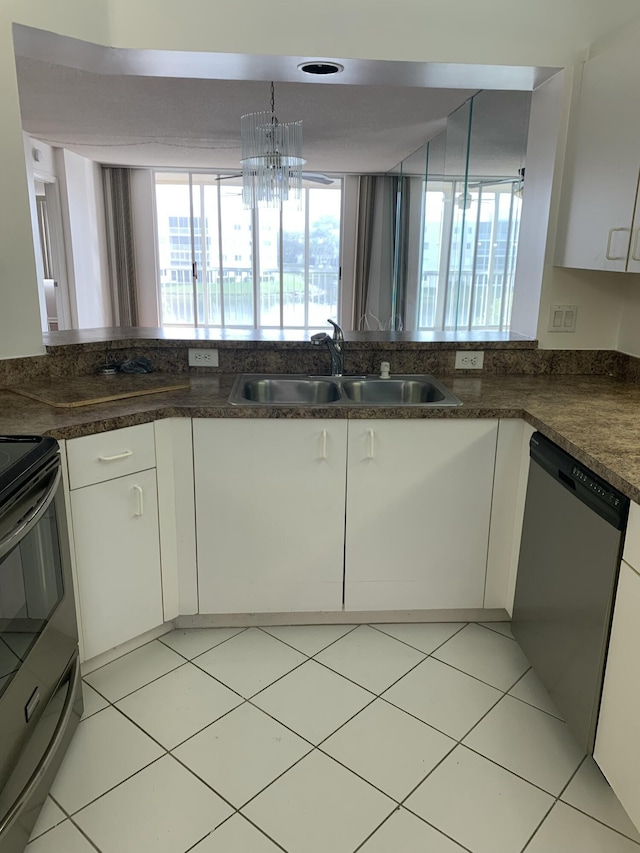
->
[477,622,517,641]
[504,664,570,720]
[460,740,581,800]
[357,620,469,657]
[55,753,169,822]
[81,632,178,677]
[81,619,527,828]
[46,793,104,853]
[353,804,476,853]
[84,626,251,703]
[70,623,629,853]
[556,801,640,846]
[518,756,589,853]
[85,621,515,731]
[255,622,361,657]
[200,624,508,822]
[181,810,291,853]
[160,625,250,662]
[84,657,187,705]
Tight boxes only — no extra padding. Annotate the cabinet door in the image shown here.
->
[194,419,348,614]
[71,469,163,659]
[594,560,640,830]
[557,43,640,271]
[345,419,498,611]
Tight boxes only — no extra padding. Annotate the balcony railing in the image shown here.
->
[418,269,516,331]
[159,268,338,328]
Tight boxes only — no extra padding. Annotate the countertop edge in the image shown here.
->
[3,375,639,504]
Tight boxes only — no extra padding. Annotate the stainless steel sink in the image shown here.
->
[239,377,342,404]
[229,374,462,407]
[342,378,445,405]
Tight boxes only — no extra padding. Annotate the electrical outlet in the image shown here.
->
[188,348,219,367]
[455,351,485,370]
[548,305,578,333]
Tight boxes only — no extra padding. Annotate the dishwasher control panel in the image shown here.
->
[572,465,623,508]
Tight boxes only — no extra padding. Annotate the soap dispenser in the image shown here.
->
[380,361,390,379]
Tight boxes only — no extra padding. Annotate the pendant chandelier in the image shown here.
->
[240,81,305,209]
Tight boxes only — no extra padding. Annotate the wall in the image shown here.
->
[616,277,640,357]
[105,0,639,67]
[2,0,640,357]
[56,150,112,328]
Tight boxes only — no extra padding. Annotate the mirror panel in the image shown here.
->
[388,90,530,333]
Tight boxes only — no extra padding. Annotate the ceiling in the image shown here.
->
[14,30,537,175]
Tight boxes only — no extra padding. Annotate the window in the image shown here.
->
[155,173,342,329]
[417,178,521,331]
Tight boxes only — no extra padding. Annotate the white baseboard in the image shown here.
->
[175,609,510,629]
[80,621,175,674]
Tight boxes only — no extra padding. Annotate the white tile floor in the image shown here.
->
[27,622,640,853]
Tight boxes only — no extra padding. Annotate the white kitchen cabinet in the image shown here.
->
[556,40,640,272]
[194,419,348,613]
[66,424,165,660]
[70,468,163,659]
[344,419,499,610]
[594,502,640,831]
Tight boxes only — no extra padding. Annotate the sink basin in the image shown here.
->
[240,377,342,404]
[229,374,462,407]
[342,378,445,405]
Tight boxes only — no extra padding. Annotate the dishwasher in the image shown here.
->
[512,432,629,754]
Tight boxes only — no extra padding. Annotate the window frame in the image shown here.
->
[417,176,522,333]
[153,170,343,331]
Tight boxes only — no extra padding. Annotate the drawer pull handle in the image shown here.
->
[320,430,327,461]
[133,485,144,517]
[366,429,375,460]
[98,450,133,462]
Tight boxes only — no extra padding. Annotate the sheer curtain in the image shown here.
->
[350,174,410,331]
[103,167,139,327]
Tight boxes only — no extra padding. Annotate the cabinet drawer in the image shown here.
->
[67,423,156,489]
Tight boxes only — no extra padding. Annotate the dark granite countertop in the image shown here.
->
[1,372,640,503]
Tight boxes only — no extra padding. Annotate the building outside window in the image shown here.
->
[155,173,342,329]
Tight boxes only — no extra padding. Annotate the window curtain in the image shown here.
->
[102,167,139,327]
[351,175,410,331]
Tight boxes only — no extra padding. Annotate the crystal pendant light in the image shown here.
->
[240,81,306,209]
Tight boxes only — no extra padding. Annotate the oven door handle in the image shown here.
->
[0,467,61,560]
[0,655,81,839]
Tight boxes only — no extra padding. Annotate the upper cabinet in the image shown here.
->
[556,41,640,272]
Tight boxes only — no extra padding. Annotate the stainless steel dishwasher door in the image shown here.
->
[512,436,628,755]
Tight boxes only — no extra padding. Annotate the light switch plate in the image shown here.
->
[548,305,578,333]
[455,351,484,369]
[188,348,219,366]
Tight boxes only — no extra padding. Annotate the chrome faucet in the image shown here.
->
[311,319,344,376]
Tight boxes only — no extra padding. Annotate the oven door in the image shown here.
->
[0,457,80,813]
